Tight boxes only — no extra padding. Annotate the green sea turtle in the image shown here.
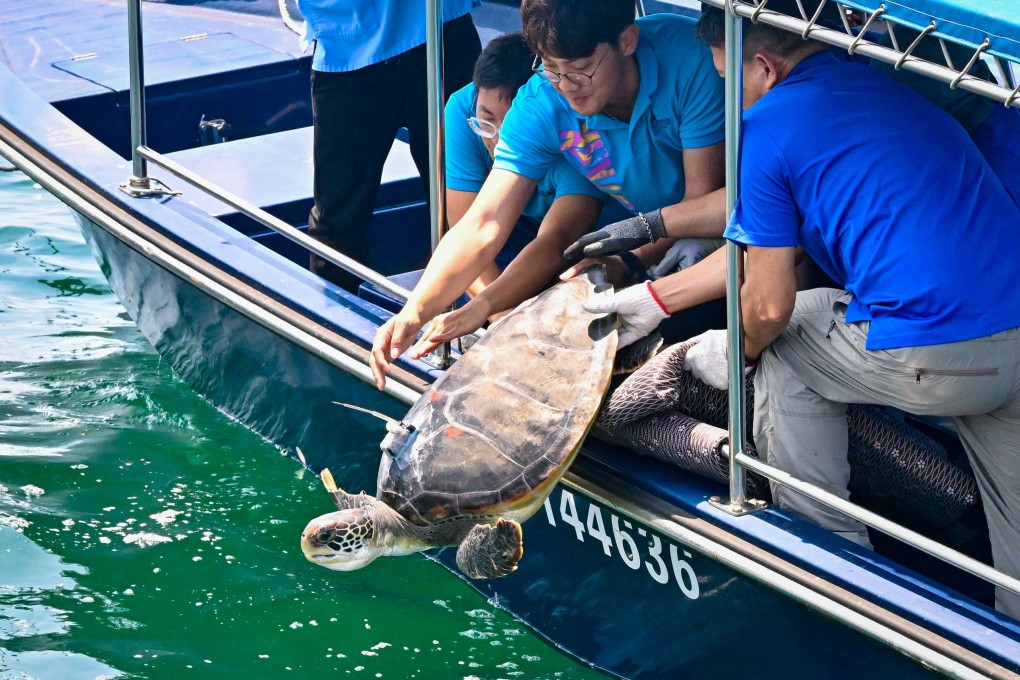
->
[300,267,618,579]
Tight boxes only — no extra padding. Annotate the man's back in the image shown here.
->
[729,51,1020,350]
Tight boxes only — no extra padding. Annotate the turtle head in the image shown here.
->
[300,500,427,571]
[300,505,384,571]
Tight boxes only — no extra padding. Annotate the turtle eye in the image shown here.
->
[314,527,335,544]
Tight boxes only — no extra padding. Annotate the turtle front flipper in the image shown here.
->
[456,518,523,579]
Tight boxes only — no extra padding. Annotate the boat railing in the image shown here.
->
[134,146,414,303]
[119,0,415,305]
[706,0,1020,605]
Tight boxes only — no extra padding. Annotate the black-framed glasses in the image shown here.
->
[532,47,609,86]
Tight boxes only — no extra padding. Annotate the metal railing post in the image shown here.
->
[120,0,177,198]
[426,0,447,251]
[128,0,147,183]
[711,0,766,516]
[426,0,452,368]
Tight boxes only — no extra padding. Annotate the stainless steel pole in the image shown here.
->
[711,0,763,515]
[426,0,447,252]
[426,0,452,368]
[127,0,148,185]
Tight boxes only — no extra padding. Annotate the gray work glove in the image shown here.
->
[563,209,667,260]
[647,238,723,279]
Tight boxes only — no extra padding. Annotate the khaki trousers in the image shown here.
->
[754,288,1020,618]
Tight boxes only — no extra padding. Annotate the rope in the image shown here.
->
[277,0,305,36]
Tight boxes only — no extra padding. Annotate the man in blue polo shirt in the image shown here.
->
[371,0,726,382]
[683,7,1020,618]
[444,32,604,305]
[297,0,481,292]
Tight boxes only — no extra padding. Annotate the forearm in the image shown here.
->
[470,232,565,318]
[648,246,727,314]
[405,170,535,323]
[659,187,728,239]
[740,246,797,359]
[741,297,789,360]
[406,217,507,322]
[472,195,602,317]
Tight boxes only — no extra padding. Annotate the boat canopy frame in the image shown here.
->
[114,0,1020,608]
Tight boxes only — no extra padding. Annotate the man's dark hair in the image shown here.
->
[473,32,536,102]
[521,0,636,60]
[696,2,831,61]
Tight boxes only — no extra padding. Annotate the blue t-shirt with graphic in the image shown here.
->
[446,84,606,222]
[492,14,725,214]
[298,0,478,72]
[725,52,1020,350]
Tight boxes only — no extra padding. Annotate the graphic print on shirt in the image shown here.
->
[559,123,635,211]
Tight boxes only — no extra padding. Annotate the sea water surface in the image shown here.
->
[0,168,604,679]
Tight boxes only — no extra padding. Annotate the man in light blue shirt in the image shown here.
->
[444,34,605,307]
[297,0,481,292]
[371,0,727,382]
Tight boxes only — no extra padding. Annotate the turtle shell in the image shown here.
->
[377,267,617,526]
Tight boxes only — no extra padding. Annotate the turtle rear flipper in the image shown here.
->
[456,518,523,579]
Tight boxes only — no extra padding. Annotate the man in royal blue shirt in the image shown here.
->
[371,0,727,382]
[297,0,481,292]
[652,6,1020,618]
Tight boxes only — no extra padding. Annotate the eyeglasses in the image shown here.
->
[467,116,500,139]
[532,47,609,86]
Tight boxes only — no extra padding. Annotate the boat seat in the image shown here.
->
[163,126,422,223]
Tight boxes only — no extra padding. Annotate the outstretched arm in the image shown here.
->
[410,192,604,357]
[370,169,536,389]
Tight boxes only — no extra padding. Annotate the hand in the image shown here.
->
[409,301,491,359]
[563,209,666,260]
[560,256,629,286]
[681,329,757,390]
[370,310,424,390]
[580,281,669,348]
[647,238,719,279]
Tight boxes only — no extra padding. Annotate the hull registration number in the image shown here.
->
[542,489,700,599]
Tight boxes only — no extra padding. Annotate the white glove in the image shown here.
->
[581,281,669,348]
[647,238,723,280]
[682,329,758,390]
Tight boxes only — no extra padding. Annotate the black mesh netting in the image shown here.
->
[595,342,979,528]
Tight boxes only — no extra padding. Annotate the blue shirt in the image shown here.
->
[493,14,725,214]
[297,0,477,72]
[445,84,606,222]
[973,106,1020,208]
[725,52,1020,350]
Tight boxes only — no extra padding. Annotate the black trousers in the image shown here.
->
[308,13,481,291]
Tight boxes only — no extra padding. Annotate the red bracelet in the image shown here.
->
[645,281,670,315]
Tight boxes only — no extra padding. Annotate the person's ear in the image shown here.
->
[754,52,783,92]
[617,24,639,57]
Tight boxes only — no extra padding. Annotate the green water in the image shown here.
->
[0,169,604,679]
